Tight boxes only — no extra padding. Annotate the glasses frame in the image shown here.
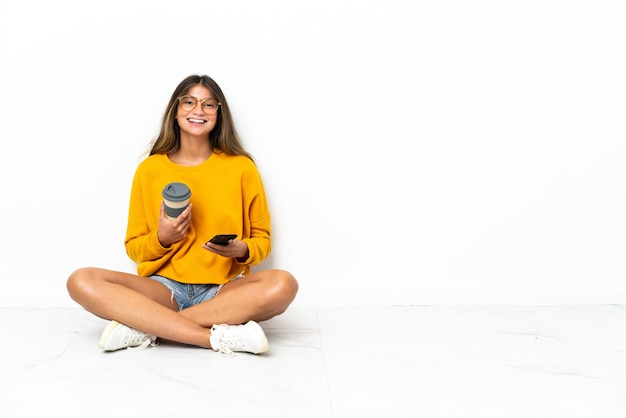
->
[177,95,222,114]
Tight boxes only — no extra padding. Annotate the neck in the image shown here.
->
[169,134,213,166]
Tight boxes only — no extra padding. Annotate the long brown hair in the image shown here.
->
[149,75,252,160]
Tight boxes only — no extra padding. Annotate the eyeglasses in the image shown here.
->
[177,95,221,114]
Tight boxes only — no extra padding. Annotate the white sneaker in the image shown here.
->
[210,321,269,355]
[98,320,158,351]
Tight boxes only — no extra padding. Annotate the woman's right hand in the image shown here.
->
[157,202,192,247]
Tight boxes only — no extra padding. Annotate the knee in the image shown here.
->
[66,267,97,301]
[270,270,299,302]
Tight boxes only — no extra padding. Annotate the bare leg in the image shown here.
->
[67,268,213,348]
[66,267,298,349]
[179,269,299,327]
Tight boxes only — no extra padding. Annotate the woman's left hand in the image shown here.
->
[202,239,249,260]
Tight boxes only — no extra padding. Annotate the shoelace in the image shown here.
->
[125,328,159,351]
[218,345,234,357]
[128,339,159,351]
[213,324,236,357]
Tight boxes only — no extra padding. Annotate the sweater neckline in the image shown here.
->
[159,152,217,170]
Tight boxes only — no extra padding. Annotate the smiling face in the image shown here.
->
[176,84,219,139]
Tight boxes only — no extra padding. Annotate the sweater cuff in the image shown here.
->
[149,230,171,257]
[235,239,253,265]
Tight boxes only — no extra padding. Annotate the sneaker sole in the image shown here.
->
[98,320,121,351]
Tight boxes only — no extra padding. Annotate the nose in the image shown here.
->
[190,103,205,115]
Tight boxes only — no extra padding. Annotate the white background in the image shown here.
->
[0,0,624,307]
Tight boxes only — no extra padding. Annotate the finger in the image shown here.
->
[202,243,220,254]
[180,203,193,218]
[175,204,192,226]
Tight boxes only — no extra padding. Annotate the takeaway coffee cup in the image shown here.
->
[162,182,191,219]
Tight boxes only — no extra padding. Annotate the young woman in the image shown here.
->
[67,75,298,355]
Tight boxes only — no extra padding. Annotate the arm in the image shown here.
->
[235,165,272,266]
[124,166,194,263]
[202,162,271,266]
[124,172,169,263]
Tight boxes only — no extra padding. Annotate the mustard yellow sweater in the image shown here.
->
[124,152,271,284]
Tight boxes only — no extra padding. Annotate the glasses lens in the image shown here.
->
[179,96,197,111]
[202,99,219,113]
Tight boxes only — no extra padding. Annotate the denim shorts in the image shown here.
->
[148,275,240,311]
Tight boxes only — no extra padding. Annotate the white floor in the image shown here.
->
[1,305,625,417]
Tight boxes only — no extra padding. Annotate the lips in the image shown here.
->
[187,118,207,124]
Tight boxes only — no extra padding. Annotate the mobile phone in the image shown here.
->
[207,234,237,246]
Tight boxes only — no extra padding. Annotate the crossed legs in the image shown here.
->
[66,267,298,349]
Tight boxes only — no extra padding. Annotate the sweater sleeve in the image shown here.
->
[236,163,272,267]
[124,167,171,263]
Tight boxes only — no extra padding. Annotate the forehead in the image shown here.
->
[185,84,213,99]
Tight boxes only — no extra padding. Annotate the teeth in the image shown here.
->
[188,118,206,123]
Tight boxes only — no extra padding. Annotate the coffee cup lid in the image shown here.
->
[162,182,191,201]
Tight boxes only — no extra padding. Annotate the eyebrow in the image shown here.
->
[184,95,215,100]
